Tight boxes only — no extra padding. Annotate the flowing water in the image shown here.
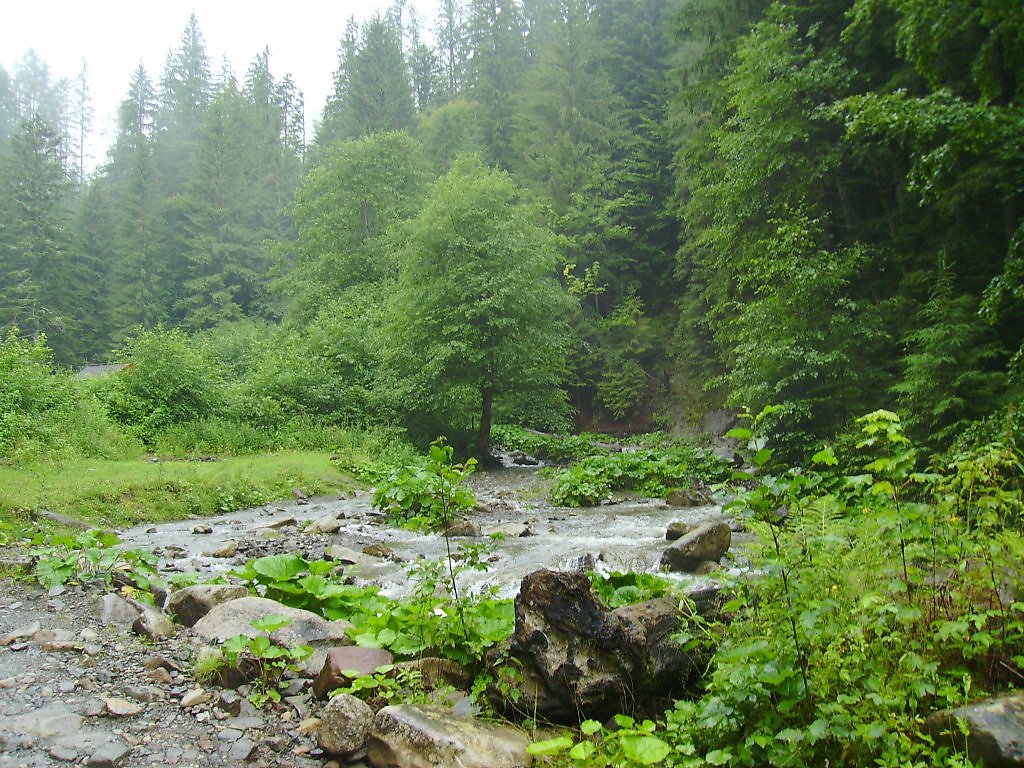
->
[120,464,739,599]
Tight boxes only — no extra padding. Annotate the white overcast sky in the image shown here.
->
[2,0,437,168]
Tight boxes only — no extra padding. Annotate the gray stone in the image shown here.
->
[7,705,85,738]
[445,518,481,537]
[97,594,140,626]
[660,521,732,572]
[131,601,175,640]
[1,620,41,645]
[315,515,342,533]
[317,694,375,756]
[926,692,1024,767]
[191,596,354,678]
[314,647,394,699]
[166,584,249,627]
[666,488,708,508]
[227,736,257,761]
[99,696,143,717]
[86,739,131,767]
[368,705,532,768]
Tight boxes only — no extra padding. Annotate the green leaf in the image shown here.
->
[619,734,672,765]
[526,736,573,755]
[252,554,307,581]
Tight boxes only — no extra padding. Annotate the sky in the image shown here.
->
[2,0,436,169]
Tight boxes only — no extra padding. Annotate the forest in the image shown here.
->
[2,2,1024,766]
[1,0,1019,456]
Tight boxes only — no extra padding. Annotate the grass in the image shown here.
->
[0,451,361,534]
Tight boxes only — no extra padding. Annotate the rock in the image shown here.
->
[167,584,249,627]
[317,694,375,756]
[666,488,709,508]
[486,569,700,724]
[660,521,732,572]
[1,620,41,645]
[99,696,143,717]
[367,704,532,768]
[7,705,85,738]
[131,601,175,640]
[313,647,394,699]
[445,518,481,537]
[97,594,140,626]
[204,540,239,558]
[926,692,1024,767]
[192,525,213,535]
[362,543,397,560]
[325,546,366,565]
[227,736,257,761]
[191,596,354,678]
[86,739,131,768]
[181,688,212,708]
[315,515,342,533]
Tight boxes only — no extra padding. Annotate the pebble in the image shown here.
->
[180,688,211,708]
[227,736,257,761]
[217,728,244,742]
[86,740,131,767]
[48,744,79,762]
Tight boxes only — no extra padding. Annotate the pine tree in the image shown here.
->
[0,115,75,360]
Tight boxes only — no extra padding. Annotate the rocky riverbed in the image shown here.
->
[0,474,739,768]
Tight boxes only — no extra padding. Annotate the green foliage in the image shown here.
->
[330,664,443,707]
[656,411,1023,768]
[371,438,478,531]
[528,715,673,767]
[347,539,514,669]
[100,326,220,446]
[230,554,392,622]
[0,330,135,462]
[29,529,159,592]
[549,441,727,507]
[588,571,674,609]
[230,543,515,671]
[216,615,313,707]
[384,154,573,456]
[491,425,606,463]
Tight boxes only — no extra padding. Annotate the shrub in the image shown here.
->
[99,326,221,446]
[0,330,135,462]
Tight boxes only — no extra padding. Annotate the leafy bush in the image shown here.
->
[371,438,477,531]
[492,424,606,463]
[549,442,727,506]
[230,545,514,670]
[30,529,159,592]
[656,410,1024,767]
[99,326,221,446]
[0,330,134,462]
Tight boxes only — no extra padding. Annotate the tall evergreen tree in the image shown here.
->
[0,115,75,360]
[463,0,529,169]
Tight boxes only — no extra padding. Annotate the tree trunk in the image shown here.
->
[477,385,494,458]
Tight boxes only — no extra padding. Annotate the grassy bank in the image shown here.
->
[0,452,358,535]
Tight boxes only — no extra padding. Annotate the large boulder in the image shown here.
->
[660,521,731,572]
[367,704,532,768]
[317,693,375,757]
[191,596,353,677]
[926,692,1024,767]
[166,584,248,627]
[486,569,701,724]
